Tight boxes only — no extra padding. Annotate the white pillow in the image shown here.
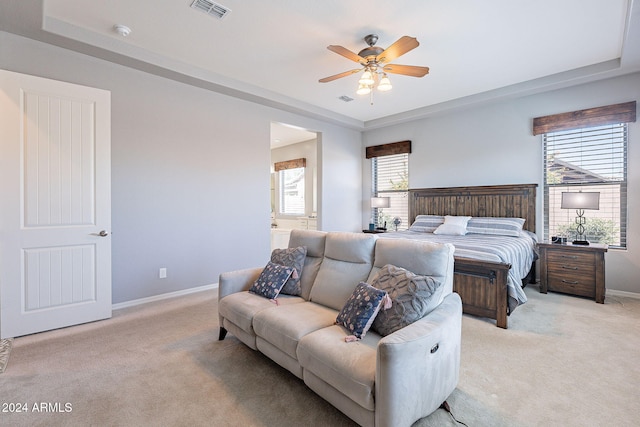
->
[433,215,471,236]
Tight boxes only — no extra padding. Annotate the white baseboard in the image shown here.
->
[607,289,640,299]
[112,283,219,311]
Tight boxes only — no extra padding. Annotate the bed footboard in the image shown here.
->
[453,257,511,329]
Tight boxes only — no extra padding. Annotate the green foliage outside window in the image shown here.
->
[389,163,408,191]
[555,218,619,245]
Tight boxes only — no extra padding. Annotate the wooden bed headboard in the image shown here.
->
[408,184,538,233]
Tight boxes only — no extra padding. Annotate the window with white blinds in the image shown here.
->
[279,167,305,215]
[543,123,627,248]
[372,153,409,230]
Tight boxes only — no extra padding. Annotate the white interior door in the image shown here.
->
[0,70,111,338]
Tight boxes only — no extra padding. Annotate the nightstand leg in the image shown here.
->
[539,255,548,294]
[595,252,606,303]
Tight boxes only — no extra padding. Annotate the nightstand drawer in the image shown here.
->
[546,257,595,276]
[546,274,596,297]
[545,249,594,266]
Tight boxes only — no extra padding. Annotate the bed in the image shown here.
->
[380,183,538,329]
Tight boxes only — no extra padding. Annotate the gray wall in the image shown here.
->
[363,72,640,294]
[4,28,637,301]
[1,31,362,304]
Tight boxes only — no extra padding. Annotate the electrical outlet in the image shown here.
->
[159,268,167,279]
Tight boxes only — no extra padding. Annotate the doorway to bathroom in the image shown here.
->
[270,122,319,250]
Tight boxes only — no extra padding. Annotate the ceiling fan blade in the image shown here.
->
[376,36,419,64]
[327,45,364,63]
[319,69,362,83]
[383,64,430,77]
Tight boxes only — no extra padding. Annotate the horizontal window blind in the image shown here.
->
[372,153,408,230]
[279,167,305,215]
[544,123,627,247]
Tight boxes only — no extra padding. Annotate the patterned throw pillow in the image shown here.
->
[466,217,526,237]
[249,261,294,300]
[336,282,390,341]
[270,246,306,296]
[408,215,445,233]
[371,264,444,336]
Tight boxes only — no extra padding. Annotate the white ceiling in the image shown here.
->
[1,0,639,142]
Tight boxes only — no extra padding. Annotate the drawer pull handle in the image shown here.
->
[560,255,578,259]
[562,279,579,285]
[561,266,579,270]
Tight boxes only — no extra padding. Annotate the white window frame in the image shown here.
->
[278,166,305,216]
[543,123,628,248]
[372,153,409,231]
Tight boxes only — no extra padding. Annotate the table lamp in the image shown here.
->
[371,197,390,229]
[561,191,600,245]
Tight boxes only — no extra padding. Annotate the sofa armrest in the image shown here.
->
[375,293,462,427]
[218,267,263,301]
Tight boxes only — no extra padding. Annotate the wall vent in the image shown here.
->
[338,95,354,102]
[190,0,232,20]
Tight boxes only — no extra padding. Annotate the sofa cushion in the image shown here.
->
[310,232,377,311]
[336,282,389,340]
[371,237,455,297]
[249,261,293,300]
[253,302,337,360]
[288,229,327,300]
[297,325,379,411]
[370,264,444,336]
[271,246,306,296]
[218,291,305,335]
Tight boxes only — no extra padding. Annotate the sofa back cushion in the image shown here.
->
[288,229,327,300]
[309,232,377,311]
[368,238,455,298]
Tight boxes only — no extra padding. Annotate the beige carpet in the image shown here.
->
[1,285,638,427]
[0,338,12,373]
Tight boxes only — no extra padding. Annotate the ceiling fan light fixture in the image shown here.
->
[356,83,372,95]
[359,69,374,86]
[320,34,428,104]
[377,74,392,91]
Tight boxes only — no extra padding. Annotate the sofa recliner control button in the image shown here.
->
[430,343,439,354]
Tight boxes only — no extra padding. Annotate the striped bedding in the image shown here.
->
[379,230,538,312]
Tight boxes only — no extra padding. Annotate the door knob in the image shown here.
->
[98,230,109,237]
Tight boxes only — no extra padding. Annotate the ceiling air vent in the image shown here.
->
[338,95,354,102]
[190,0,232,20]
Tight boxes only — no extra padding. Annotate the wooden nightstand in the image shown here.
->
[538,242,608,303]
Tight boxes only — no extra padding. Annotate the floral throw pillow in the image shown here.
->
[336,282,391,341]
[270,246,306,296]
[370,264,444,336]
[249,261,294,301]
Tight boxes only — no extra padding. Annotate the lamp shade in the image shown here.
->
[356,83,371,95]
[371,197,390,208]
[377,74,392,91]
[359,70,374,86]
[561,192,600,210]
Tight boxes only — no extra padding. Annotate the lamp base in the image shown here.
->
[572,239,590,245]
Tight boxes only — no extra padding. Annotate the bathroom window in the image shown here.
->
[279,166,305,215]
[275,158,306,216]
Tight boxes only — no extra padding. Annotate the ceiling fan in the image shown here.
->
[319,34,430,100]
